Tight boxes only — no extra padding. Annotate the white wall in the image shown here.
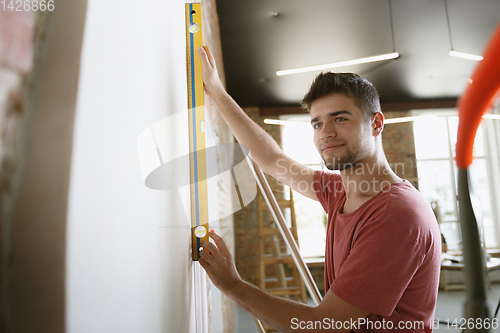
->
[66,1,212,331]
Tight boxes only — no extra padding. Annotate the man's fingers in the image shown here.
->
[198,257,211,271]
[209,232,231,257]
[197,47,212,69]
[201,241,219,257]
[199,248,213,262]
[204,46,217,69]
[198,46,217,70]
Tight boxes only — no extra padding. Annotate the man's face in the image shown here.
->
[310,93,374,171]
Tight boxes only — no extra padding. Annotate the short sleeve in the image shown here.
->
[330,216,425,316]
[313,170,343,214]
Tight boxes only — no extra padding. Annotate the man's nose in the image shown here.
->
[320,122,336,140]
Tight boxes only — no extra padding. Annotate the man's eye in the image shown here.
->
[335,117,347,122]
[313,123,322,129]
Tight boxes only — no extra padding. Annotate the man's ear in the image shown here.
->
[372,112,384,137]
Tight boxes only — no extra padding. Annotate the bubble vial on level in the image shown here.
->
[194,226,207,238]
[188,23,199,34]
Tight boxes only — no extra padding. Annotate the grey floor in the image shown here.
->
[235,284,500,332]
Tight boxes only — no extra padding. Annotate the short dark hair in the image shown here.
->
[300,72,381,121]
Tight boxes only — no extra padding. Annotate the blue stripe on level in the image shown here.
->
[189,4,201,255]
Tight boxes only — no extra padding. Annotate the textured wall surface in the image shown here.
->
[202,0,237,331]
[1,3,86,333]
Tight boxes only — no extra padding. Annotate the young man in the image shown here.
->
[197,46,441,332]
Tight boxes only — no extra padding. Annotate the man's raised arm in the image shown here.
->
[198,46,317,200]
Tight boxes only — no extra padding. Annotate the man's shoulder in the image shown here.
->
[384,180,433,212]
[380,180,440,234]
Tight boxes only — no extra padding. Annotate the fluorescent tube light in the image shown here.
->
[385,115,437,124]
[482,114,500,120]
[449,51,483,61]
[276,53,400,76]
[265,115,437,126]
[386,114,499,124]
[265,114,500,127]
[265,115,436,126]
[263,119,306,125]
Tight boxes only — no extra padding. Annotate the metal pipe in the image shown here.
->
[458,168,489,332]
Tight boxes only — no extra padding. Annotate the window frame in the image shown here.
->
[412,108,500,251]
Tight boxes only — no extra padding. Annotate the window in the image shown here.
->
[280,115,326,258]
[413,109,500,250]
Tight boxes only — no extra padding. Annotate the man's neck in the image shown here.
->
[338,159,402,214]
[339,159,402,200]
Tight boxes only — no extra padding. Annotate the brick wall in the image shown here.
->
[233,107,284,287]
[0,9,37,227]
[382,111,419,189]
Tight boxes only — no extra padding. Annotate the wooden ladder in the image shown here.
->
[257,187,307,331]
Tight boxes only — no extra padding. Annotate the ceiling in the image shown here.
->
[215,0,500,110]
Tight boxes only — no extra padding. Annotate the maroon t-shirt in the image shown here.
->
[314,171,441,332]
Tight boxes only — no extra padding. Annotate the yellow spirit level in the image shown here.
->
[186,1,209,261]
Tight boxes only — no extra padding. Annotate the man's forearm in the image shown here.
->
[226,278,315,333]
[198,46,287,175]
[208,90,284,174]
